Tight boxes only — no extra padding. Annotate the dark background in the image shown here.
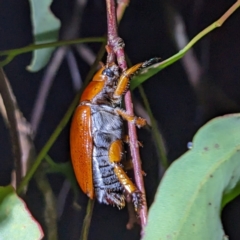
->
[0,0,240,239]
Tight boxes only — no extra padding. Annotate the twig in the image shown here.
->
[79,200,95,240]
[57,180,72,219]
[124,93,148,228]
[106,0,148,229]
[75,44,96,66]
[172,11,202,88]
[31,47,68,134]
[117,0,130,21]
[0,37,105,67]
[62,0,88,40]
[0,92,35,190]
[138,85,168,169]
[0,68,22,187]
[66,50,83,91]
[35,163,58,240]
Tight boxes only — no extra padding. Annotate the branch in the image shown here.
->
[31,47,68,134]
[0,69,22,187]
[106,0,148,230]
[79,200,95,240]
[35,163,58,240]
[117,0,130,21]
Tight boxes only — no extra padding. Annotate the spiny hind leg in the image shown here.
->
[113,164,143,211]
[108,140,143,211]
[104,191,125,209]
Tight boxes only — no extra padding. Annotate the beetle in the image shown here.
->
[70,58,160,210]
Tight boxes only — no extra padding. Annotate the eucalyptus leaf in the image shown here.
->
[0,185,44,240]
[27,0,60,72]
[143,114,240,240]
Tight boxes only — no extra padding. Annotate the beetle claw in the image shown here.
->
[134,117,147,128]
[132,190,144,212]
[104,192,125,209]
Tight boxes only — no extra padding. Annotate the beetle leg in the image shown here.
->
[113,57,161,99]
[113,165,137,193]
[108,140,143,210]
[113,63,142,99]
[123,135,143,147]
[108,139,123,163]
[105,192,125,209]
[123,135,130,143]
[115,108,147,128]
[113,164,143,211]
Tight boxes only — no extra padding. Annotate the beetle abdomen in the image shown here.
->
[92,154,124,207]
[91,104,125,208]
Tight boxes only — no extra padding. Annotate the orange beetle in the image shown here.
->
[70,58,160,210]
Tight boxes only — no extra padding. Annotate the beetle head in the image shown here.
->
[92,63,119,82]
[102,63,121,104]
[102,63,119,81]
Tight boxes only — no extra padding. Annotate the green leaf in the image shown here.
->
[143,114,240,240]
[0,185,44,240]
[27,0,61,72]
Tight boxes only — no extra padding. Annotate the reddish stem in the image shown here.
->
[117,0,130,21]
[106,0,147,230]
[124,92,148,226]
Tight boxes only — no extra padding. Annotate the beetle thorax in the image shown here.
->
[94,64,122,106]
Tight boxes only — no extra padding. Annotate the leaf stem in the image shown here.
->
[0,37,105,67]
[130,0,240,90]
